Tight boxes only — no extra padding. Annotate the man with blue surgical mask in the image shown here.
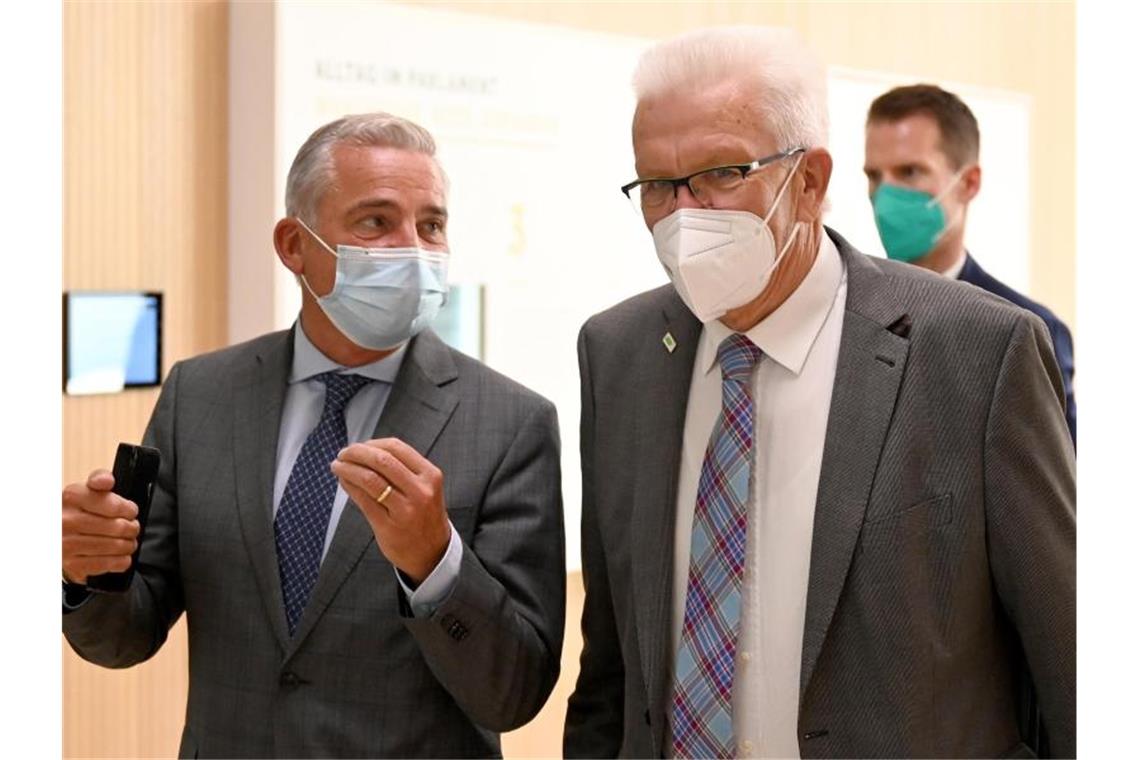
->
[61,113,565,757]
[864,83,1076,446]
[565,27,1074,759]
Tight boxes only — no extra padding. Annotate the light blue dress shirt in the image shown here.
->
[273,323,462,617]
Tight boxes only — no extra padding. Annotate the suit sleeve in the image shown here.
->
[401,398,566,732]
[984,314,1076,757]
[564,323,626,758]
[62,362,186,667]
[1046,318,1077,449]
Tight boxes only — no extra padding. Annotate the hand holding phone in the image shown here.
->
[61,443,161,593]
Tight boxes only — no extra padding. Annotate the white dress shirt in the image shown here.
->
[274,323,462,617]
[670,233,847,758]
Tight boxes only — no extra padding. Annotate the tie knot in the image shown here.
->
[717,333,763,383]
[315,371,371,413]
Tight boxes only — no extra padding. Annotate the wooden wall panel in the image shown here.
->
[62,1,228,757]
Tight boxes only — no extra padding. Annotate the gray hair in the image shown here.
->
[285,112,440,223]
[632,26,829,151]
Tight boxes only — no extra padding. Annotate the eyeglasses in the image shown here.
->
[621,147,806,214]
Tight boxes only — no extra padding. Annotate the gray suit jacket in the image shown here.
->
[564,229,1075,758]
[63,327,565,758]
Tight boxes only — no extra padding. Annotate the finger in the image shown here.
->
[330,458,396,502]
[334,469,398,526]
[65,554,133,580]
[331,460,414,519]
[336,443,419,495]
[371,439,444,498]
[367,438,429,476]
[86,469,116,492]
[63,534,138,557]
[332,463,413,522]
[63,510,140,540]
[63,482,138,520]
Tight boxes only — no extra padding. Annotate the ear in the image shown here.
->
[795,147,833,224]
[960,164,981,203]
[274,217,306,276]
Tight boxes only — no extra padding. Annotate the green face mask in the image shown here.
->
[871,172,965,263]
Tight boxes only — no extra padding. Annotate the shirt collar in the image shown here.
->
[941,249,969,280]
[698,230,844,377]
[289,320,408,385]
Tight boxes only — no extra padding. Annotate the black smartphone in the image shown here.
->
[86,443,162,594]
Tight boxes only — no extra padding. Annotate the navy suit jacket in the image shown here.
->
[959,254,1076,447]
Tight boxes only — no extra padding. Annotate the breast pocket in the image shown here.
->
[853,493,958,654]
[860,493,954,548]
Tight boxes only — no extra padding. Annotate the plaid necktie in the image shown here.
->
[671,333,763,759]
[275,371,371,635]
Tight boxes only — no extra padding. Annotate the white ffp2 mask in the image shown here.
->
[651,153,802,323]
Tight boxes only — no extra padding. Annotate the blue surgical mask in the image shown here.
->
[296,218,449,351]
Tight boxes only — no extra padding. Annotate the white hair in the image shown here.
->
[285,112,441,223]
[632,26,829,151]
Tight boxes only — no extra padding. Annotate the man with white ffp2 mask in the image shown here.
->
[565,25,1074,760]
[61,113,565,757]
[649,147,805,322]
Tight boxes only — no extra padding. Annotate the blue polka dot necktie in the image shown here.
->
[671,333,763,759]
[274,371,371,636]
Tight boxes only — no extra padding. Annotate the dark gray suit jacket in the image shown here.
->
[63,327,565,758]
[564,229,1075,758]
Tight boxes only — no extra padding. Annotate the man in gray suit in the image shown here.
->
[564,27,1075,759]
[61,113,565,757]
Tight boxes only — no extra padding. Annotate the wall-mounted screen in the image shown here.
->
[64,291,163,395]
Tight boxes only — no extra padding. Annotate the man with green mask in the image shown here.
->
[864,84,1076,446]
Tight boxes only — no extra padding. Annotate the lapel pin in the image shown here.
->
[662,331,677,353]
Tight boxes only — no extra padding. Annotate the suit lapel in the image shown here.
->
[958,252,980,285]
[286,330,460,656]
[233,329,294,653]
[799,232,911,699]
[631,294,702,753]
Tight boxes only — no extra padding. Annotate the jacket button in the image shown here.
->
[279,671,301,687]
[441,613,469,641]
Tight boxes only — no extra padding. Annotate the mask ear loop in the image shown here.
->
[766,152,806,271]
[925,165,969,208]
[295,217,339,256]
[294,217,339,300]
[925,165,971,243]
[763,151,804,225]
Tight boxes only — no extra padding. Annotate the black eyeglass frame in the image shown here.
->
[620,147,807,201]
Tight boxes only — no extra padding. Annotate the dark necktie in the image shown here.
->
[274,371,371,635]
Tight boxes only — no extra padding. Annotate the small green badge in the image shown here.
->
[662,332,677,353]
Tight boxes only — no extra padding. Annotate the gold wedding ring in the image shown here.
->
[375,485,393,506]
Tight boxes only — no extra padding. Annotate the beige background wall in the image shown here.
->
[412,0,1076,328]
[63,2,1073,757]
